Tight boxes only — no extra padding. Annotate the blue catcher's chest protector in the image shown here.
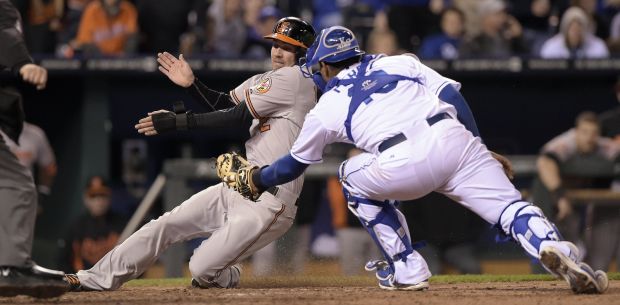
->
[325,55,422,142]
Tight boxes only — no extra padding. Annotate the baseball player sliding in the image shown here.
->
[217,26,608,293]
[64,17,317,290]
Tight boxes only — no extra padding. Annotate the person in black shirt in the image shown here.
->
[60,176,128,273]
[0,0,68,298]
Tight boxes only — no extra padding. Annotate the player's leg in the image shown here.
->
[188,188,297,288]
[437,125,608,293]
[72,183,231,291]
[0,138,67,298]
[251,241,277,276]
[338,153,431,290]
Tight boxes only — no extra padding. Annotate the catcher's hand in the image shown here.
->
[216,152,261,201]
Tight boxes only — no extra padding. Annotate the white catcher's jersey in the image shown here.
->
[290,54,458,163]
[230,65,317,195]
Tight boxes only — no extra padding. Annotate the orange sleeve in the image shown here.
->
[327,176,348,229]
[122,1,138,33]
[75,4,96,44]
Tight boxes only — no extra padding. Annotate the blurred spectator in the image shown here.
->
[572,0,610,40]
[327,148,381,275]
[243,0,265,30]
[401,193,484,275]
[242,5,282,58]
[136,0,192,53]
[178,0,210,56]
[510,0,558,56]
[59,175,127,273]
[386,0,441,52]
[22,0,64,54]
[57,0,94,47]
[205,0,247,56]
[539,6,609,58]
[419,7,466,59]
[0,120,56,206]
[68,0,138,57]
[459,0,526,58]
[366,10,399,55]
[532,111,620,269]
[608,9,620,55]
[312,0,344,30]
[340,0,382,50]
[599,79,620,144]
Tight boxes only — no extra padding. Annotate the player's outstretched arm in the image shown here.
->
[135,102,253,136]
[157,52,195,88]
[135,110,170,136]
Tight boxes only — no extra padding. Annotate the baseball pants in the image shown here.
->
[0,136,37,267]
[340,119,526,284]
[76,183,297,290]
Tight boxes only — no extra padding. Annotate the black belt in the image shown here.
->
[266,186,279,197]
[378,112,451,153]
[265,186,298,206]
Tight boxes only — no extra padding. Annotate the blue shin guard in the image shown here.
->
[497,201,562,259]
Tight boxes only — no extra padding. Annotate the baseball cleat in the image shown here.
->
[540,246,608,294]
[0,265,68,298]
[365,260,428,291]
[64,274,88,292]
[191,265,241,289]
[379,279,429,291]
[365,260,392,280]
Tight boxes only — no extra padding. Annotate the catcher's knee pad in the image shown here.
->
[498,201,561,259]
[344,192,415,267]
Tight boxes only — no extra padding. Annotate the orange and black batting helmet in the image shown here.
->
[263,17,316,50]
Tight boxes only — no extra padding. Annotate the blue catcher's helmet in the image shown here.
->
[301,26,365,91]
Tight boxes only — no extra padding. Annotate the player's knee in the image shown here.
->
[188,258,214,280]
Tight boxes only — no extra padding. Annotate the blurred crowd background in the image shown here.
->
[3,0,620,278]
[11,0,620,59]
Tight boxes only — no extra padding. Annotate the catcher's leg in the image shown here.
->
[75,184,230,290]
[498,201,608,294]
[336,153,431,291]
[440,136,608,294]
[337,170,430,291]
[346,195,430,290]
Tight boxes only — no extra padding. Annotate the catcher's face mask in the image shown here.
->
[300,39,326,92]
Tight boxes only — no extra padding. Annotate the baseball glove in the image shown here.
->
[216,152,261,201]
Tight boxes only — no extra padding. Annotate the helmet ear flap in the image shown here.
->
[295,47,307,63]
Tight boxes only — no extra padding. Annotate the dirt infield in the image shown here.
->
[1,280,617,305]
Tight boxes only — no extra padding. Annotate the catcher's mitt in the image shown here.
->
[216,152,261,201]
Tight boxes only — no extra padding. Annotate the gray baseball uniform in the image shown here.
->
[0,122,56,172]
[75,65,316,289]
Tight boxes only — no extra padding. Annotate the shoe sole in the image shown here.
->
[379,281,429,291]
[0,284,67,298]
[540,247,607,294]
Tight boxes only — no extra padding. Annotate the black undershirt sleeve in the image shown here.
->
[186,78,235,111]
[188,101,253,130]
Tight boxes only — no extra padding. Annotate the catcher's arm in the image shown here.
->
[489,151,514,180]
[135,101,253,136]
